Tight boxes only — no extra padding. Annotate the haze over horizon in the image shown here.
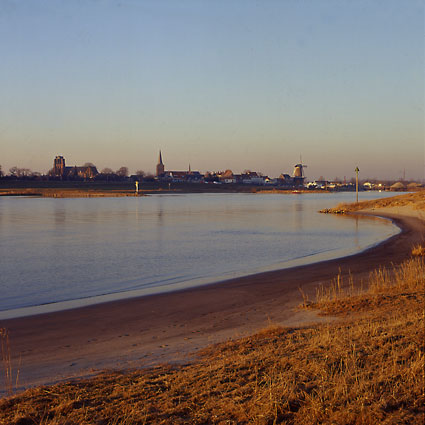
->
[1,0,424,181]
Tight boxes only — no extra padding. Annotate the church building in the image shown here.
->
[51,156,98,180]
[155,150,202,182]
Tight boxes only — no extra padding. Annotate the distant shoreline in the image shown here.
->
[0,188,145,197]
[0,181,403,198]
[0,188,330,197]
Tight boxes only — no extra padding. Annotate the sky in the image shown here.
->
[0,0,424,180]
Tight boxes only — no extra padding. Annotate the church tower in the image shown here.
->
[53,155,66,178]
[156,150,165,176]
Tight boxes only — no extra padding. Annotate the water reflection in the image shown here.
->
[292,199,304,231]
[135,198,140,222]
[0,199,3,229]
[354,215,359,249]
[330,213,393,251]
[54,203,66,226]
[155,196,165,247]
[156,197,164,227]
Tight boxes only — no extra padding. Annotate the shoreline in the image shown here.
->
[1,209,424,393]
[0,186,407,198]
[0,212,398,320]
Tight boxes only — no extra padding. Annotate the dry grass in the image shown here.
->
[308,257,424,316]
[1,257,424,424]
[0,188,142,198]
[412,244,425,257]
[320,190,425,214]
[0,328,18,398]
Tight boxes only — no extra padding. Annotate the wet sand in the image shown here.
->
[1,209,424,394]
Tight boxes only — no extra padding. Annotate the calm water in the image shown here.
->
[0,192,399,318]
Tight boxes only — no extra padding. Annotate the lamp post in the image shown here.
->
[355,167,360,203]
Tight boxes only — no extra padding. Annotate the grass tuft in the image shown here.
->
[412,244,425,257]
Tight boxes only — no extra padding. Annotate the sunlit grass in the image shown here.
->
[320,190,425,214]
[412,244,425,257]
[1,257,424,424]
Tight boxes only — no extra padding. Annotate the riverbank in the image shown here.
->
[0,180,405,197]
[320,190,425,214]
[0,194,424,396]
[2,256,423,423]
[0,186,327,197]
[0,188,145,197]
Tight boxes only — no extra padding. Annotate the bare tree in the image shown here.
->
[101,167,114,174]
[116,167,129,177]
[135,170,145,177]
[8,166,33,178]
[9,166,18,177]
[20,168,33,177]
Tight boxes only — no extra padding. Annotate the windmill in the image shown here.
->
[293,156,307,184]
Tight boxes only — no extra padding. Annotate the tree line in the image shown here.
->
[0,164,154,180]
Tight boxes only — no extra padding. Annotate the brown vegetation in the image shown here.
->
[0,329,14,397]
[320,190,425,214]
[1,256,423,424]
[0,188,143,198]
[411,244,425,257]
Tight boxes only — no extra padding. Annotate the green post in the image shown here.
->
[355,167,360,203]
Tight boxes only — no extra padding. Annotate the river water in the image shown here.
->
[0,191,399,318]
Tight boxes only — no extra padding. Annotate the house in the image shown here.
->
[278,174,293,186]
[218,170,236,183]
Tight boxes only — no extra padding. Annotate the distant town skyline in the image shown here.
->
[1,0,424,181]
[0,151,422,183]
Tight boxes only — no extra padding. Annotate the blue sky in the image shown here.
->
[1,0,424,180]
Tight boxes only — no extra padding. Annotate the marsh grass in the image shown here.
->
[1,256,424,424]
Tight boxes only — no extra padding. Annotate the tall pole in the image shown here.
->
[355,167,360,203]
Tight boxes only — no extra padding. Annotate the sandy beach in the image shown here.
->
[1,206,424,394]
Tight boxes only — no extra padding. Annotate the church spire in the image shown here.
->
[156,150,165,177]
